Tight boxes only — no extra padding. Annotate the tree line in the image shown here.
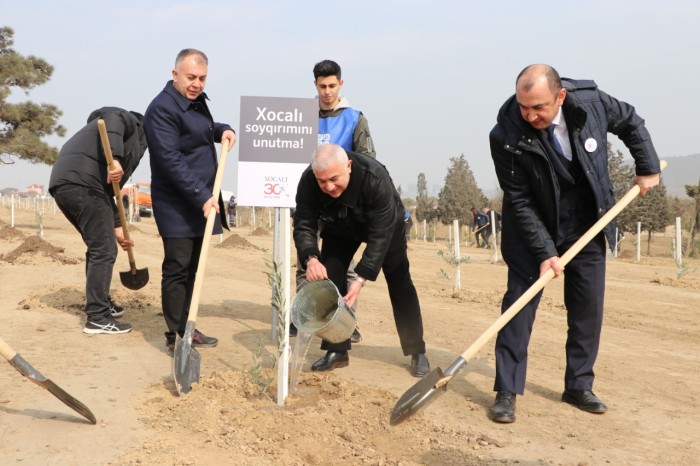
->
[411,145,699,258]
[2,26,699,257]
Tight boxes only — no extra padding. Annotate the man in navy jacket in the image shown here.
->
[144,48,236,354]
[487,64,660,423]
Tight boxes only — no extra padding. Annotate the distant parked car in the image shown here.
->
[121,183,152,217]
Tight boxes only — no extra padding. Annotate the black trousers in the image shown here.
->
[319,221,426,356]
[494,234,606,394]
[53,185,117,321]
[161,237,203,340]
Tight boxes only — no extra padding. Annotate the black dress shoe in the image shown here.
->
[561,389,607,413]
[289,324,298,337]
[489,391,516,423]
[410,353,430,377]
[311,351,349,372]
[350,328,362,343]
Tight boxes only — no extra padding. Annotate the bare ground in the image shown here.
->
[0,205,698,465]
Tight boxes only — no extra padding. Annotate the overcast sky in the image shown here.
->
[2,0,698,200]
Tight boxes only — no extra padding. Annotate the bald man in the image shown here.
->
[293,144,429,377]
[487,64,660,423]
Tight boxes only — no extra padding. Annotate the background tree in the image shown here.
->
[436,154,487,225]
[607,142,636,233]
[685,178,700,258]
[626,181,673,255]
[0,26,65,165]
[415,172,437,223]
[609,143,674,254]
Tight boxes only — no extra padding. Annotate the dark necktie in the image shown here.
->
[546,124,565,158]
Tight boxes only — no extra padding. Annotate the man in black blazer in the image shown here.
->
[487,64,661,423]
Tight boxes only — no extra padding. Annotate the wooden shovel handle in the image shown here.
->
[184,139,231,325]
[0,336,18,361]
[97,119,136,266]
[460,160,667,362]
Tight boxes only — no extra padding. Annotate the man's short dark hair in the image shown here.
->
[313,60,341,80]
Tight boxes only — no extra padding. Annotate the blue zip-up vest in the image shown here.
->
[317,108,361,150]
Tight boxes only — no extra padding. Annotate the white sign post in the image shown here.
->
[238,96,317,406]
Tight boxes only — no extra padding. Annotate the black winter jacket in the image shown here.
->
[489,79,660,282]
[293,152,404,281]
[49,107,147,227]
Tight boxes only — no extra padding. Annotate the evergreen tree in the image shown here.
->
[436,154,487,225]
[415,172,437,222]
[0,26,65,165]
[630,181,673,255]
[607,142,636,233]
[685,178,700,257]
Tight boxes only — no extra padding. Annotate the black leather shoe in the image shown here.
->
[350,328,362,343]
[289,324,298,337]
[561,389,607,413]
[410,353,430,377]
[311,351,349,372]
[489,391,516,423]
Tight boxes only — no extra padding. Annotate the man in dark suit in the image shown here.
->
[487,64,660,423]
[144,48,236,354]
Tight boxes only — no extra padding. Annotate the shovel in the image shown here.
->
[97,119,149,290]
[173,139,231,396]
[390,160,667,425]
[0,335,96,424]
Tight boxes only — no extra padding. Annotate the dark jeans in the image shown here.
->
[494,234,606,394]
[319,221,426,356]
[161,237,203,341]
[52,185,117,321]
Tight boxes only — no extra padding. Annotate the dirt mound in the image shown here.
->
[651,276,700,289]
[0,224,26,241]
[113,371,493,466]
[251,227,270,236]
[1,236,80,265]
[216,233,260,250]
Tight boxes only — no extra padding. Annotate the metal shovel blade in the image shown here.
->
[172,331,200,396]
[119,266,149,290]
[390,367,452,425]
[9,353,97,424]
[41,378,98,424]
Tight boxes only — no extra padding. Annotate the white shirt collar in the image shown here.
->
[550,107,573,161]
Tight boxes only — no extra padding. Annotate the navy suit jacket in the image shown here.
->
[144,81,232,237]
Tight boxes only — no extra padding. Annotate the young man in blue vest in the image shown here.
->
[314,59,375,157]
[292,60,376,344]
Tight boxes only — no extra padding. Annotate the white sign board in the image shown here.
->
[237,96,318,207]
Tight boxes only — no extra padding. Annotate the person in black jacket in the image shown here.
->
[487,64,660,423]
[144,48,236,354]
[49,107,147,334]
[293,144,430,377]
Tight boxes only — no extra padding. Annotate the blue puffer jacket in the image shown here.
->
[489,78,661,281]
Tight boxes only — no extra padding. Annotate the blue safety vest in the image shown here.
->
[317,108,361,151]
